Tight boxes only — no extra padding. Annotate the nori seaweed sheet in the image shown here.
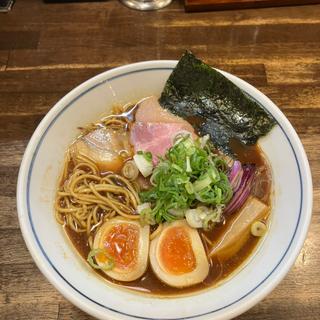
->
[159,51,276,155]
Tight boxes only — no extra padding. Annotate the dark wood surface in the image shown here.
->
[184,0,320,12]
[0,1,319,319]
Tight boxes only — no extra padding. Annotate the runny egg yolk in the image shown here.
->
[103,224,139,270]
[159,226,196,275]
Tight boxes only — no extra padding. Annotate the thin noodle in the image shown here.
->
[55,149,141,239]
[201,233,213,246]
[88,236,93,249]
[74,161,98,175]
[150,224,163,240]
[201,233,213,267]
[62,151,71,182]
[86,210,93,236]
[79,115,128,137]
[109,211,117,219]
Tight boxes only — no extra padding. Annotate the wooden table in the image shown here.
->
[0,1,319,319]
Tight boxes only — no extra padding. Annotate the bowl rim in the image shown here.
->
[17,60,313,320]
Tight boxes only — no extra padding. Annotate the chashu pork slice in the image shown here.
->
[130,122,193,163]
[131,96,196,162]
[71,127,133,173]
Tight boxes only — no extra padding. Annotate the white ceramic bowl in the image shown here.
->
[17,61,313,320]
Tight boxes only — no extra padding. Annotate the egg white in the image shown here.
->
[149,220,209,288]
[93,217,150,282]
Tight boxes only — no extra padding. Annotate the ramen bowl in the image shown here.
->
[17,61,313,320]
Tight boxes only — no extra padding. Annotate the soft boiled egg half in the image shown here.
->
[150,220,209,288]
[93,217,149,282]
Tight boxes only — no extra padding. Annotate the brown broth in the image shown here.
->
[64,140,272,297]
[65,223,261,296]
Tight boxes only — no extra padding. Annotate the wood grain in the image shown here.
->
[184,0,320,12]
[0,0,319,319]
[0,31,40,50]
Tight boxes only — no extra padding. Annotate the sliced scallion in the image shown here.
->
[185,181,194,194]
[139,134,233,224]
[186,156,192,173]
[193,175,212,192]
[171,163,183,172]
[87,248,114,270]
[133,153,153,177]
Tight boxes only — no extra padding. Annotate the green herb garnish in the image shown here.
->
[87,248,114,270]
[140,135,233,224]
[137,150,153,162]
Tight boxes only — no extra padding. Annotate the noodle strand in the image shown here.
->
[55,153,141,245]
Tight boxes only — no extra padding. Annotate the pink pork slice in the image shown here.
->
[135,96,194,132]
[130,96,195,162]
[131,122,193,163]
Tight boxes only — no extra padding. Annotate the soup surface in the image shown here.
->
[55,97,272,296]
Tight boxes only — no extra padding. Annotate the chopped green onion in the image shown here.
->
[168,208,186,218]
[171,163,183,172]
[202,205,224,230]
[185,208,203,228]
[140,208,156,226]
[185,181,194,194]
[121,160,139,180]
[193,175,212,192]
[137,202,151,213]
[133,153,153,177]
[139,135,233,224]
[213,157,228,172]
[137,150,153,162]
[199,134,210,148]
[185,205,223,230]
[174,132,191,145]
[186,156,192,173]
[87,248,114,270]
[183,138,196,156]
[251,220,267,237]
[138,202,156,225]
[208,166,220,183]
